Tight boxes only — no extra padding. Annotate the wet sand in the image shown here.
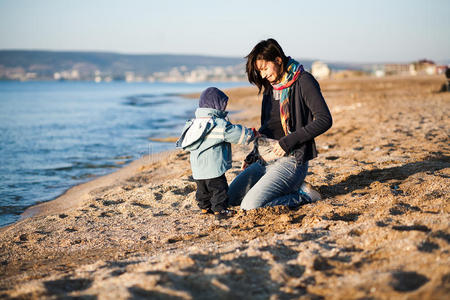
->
[0,75,449,299]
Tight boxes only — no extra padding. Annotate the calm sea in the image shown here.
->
[0,81,248,227]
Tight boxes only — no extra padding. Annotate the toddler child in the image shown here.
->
[176,87,257,220]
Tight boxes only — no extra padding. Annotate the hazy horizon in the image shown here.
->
[1,49,448,66]
[1,0,449,63]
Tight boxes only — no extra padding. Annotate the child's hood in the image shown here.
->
[199,87,229,111]
[176,108,228,150]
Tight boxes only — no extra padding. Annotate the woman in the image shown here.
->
[228,38,332,210]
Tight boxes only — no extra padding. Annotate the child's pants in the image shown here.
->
[194,174,228,212]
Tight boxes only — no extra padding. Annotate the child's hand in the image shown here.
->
[272,142,286,157]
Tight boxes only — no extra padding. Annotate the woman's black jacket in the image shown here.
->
[259,71,332,163]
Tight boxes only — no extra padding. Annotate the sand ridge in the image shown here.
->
[0,76,449,299]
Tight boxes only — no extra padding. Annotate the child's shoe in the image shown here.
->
[214,209,234,220]
[201,208,213,215]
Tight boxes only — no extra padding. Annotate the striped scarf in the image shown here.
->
[272,58,303,135]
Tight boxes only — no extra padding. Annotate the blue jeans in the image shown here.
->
[228,157,309,210]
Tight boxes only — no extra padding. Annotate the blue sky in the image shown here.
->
[0,0,449,63]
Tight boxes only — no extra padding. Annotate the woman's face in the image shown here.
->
[256,57,282,84]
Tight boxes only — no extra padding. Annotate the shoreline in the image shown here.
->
[17,151,175,225]
[1,76,448,299]
[0,151,176,235]
[5,85,254,231]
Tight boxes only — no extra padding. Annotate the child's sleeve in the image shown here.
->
[223,122,255,145]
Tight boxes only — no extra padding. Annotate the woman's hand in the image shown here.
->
[241,161,249,170]
[251,128,261,138]
[272,142,286,157]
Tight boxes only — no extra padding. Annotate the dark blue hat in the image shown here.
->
[199,87,228,111]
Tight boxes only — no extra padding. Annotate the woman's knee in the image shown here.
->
[239,185,272,210]
[240,197,261,210]
[240,202,257,210]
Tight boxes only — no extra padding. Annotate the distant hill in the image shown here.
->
[0,50,247,77]
[0,50,370,81]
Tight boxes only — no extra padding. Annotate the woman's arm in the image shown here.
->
[279,73,332,153]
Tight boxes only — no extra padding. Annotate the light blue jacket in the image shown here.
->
[176,108,254,180]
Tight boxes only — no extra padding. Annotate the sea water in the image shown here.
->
[0,81,248,227]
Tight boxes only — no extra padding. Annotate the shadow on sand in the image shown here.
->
[319,153,449,198]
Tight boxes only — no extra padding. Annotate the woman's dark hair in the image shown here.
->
[245,38,289,94]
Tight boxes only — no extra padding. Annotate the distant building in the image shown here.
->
[94,70,101,82]
[311,61,331,79]
[383,64,411,76]
[71,70,80,80]
[374,69,385,78]
[436,65,448,75]
[25,72,37,80]
[410,59,436,75]
[54,69,80,81]
[332,70,368,79]
[125,72,135,83]
[381,59,437,76]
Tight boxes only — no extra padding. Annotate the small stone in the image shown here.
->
[390,271,429,292]
[279,214,292,223]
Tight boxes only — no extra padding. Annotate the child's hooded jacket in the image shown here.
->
[176,107,254,180]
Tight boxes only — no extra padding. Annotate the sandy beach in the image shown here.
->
[0,75,449,299]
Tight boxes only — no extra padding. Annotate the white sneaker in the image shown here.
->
[299,182,321,203]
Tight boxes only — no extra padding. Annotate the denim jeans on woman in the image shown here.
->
[228,156,308,210]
